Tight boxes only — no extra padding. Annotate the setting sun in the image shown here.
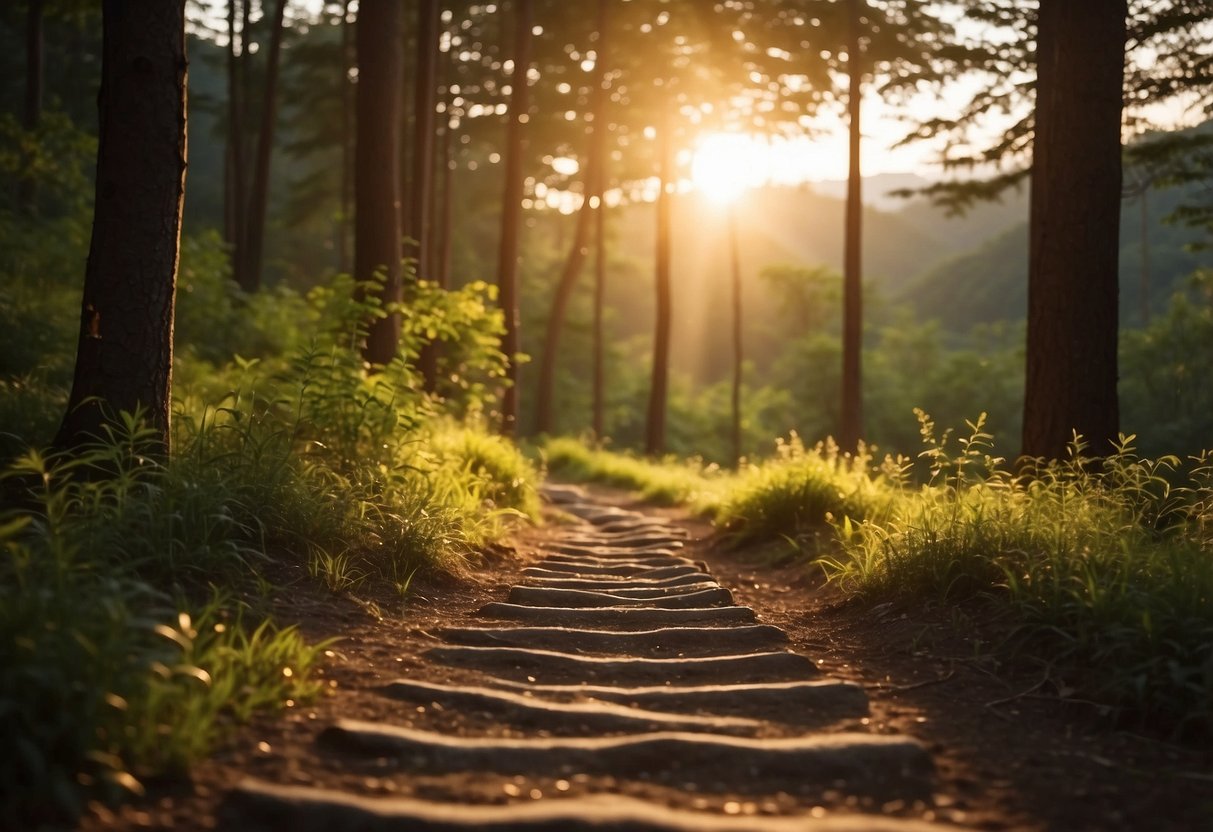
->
[690,132,769,204]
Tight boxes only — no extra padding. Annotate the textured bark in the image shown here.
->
[356,0,404,366]
[55,0,188,455]
[224,0,247,261]
[412,0,440,390]
[240,0,288,293]
[840,0,864,453]
[534,163,598,435]
[645,114,673,457]
[338,0,353,274]
[591,147,607,442]
[495,0,533,436]
[435,84,455,290]
[729,206,743,468]
[19,0,44,212]
[1021,0,1126,460]
[410,0,439,276]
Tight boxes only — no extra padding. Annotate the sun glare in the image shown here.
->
[690,132,768,204]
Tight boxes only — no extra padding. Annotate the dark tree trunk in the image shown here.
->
[240,0,288,293]
[434,84,455,290]
[1021,0,1126,460]
[495,0,533,436]
[356,0,405,366]
[645,112,673,457]
[534,162,598,435]
[590,0,610,442]
[410,0,439,276]
[729,205,743,468]
[19,0,44,212]
[412,0,440,390]
[55,0,187,455]
[840,0,864,453]
[338,0,354,274]
[1140,186,1151,326]
[224,0,247,264]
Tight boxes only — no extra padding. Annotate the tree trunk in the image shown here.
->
[840,0,864,453]
[534,164,598,435]
[412,0,440,390]
[645,112,673,457]
[240,0,289,293]
[590,0,610,442]
[224,0,247,266]
[19,0,44,213]
[435,87,455,290]
[410,0,439,277]
[55,0,187,455]
[1021,0,1126,461]
[356,0,405,366]
[338,0,353,274]
[729,205,743,468]
[1140,186,1151,326]
[495,0,533,436]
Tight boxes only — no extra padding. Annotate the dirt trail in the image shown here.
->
[219,484,954,830]
[82,483,1213,831]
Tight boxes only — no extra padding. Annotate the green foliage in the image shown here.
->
[1121,270,1213,457]
[817,413,1213,735]
[711,435,898,546]
[0,421,325,826]
[544,436,724,507]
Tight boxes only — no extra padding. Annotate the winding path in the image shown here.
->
[224,484,955,830]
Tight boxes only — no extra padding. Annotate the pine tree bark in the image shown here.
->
[534,161,598,435]
[224,0,247,264]
[356,0,405,366]
[240,0,288,293]
[1021,0,1126,460]
[495,0,533,436]
[840,0,864,453]
[412,0,440,390]
[434,84,455,290]
[55,0,187,455]
[645,112,673,457]
[729,205,743,468]
[19,0,44,213]
[338,0,354,274]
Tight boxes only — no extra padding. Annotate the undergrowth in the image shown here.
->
[549,415,1213,738]
[0,231,538,824]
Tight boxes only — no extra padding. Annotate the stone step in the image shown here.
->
[545,542,685,558]
[491,679,871,726]
[523,563,704,579]
[422,645,821,686]
[507,585,735,610]
[380,679,762,735]
[522,573,719,590]
[227,782,950,832]
[538,553,702,569]
[477,603,758,629]
[520,583,724,600]
[553,538,686,553]
[540,483,590,504]
[316,722,933,800]
[432,625,788,657]
[559,504,644,524]
[595,523,689,540]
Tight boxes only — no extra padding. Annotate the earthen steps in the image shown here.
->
[430,624,788,656]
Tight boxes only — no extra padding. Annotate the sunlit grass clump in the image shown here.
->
[544,436,725,507]
[711,434,901,545]
[818,412,1213,734]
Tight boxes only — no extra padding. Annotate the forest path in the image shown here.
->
[220,484,955,831]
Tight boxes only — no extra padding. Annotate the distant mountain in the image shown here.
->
[809,173,934,212]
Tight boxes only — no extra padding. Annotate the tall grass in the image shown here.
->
[549,417,1213,736]
[543,436,725,506]
[0,249,539,823]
